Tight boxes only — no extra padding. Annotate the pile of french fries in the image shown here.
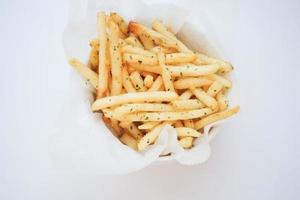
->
[69,12,240,151]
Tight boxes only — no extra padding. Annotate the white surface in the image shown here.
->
[0,0,299,199]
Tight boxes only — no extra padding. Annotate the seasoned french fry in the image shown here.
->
[69,58,98,89]
[88,45,98,71]
[108,20,123,95]
[97,12,108,97]
[121,45,156,57]
[129,64,161,74]
[158,53,175,92]
[123,53,158,65]
[144,75,154,88]
[166,64,219,77]
[123,108,212,122]
[150,46,177,54]
[114,103,174,118]
[191,88,218,111]
[205,74,232,88]
[178,90,193,100]
[174,121,184,128]
[120,133,138,150]
[119,122,143,140]
[148,76,163,91]
[139,34,155,50]
[165,53,196,65]
[110,12,128,35]
[183,120,194,129]
[179,137,193,149]
[174,77,212,89]
[138,121,160,130]
[207,81,223,97]
[172,99,204,110]
[194,53,233,73]
[111,119,122,136]
[92,91,178,111]
[129,21,178,49]
[176,127,201,137]
[152,20,192,53]
[122,66,136,93]
[125,36,144,48]
[194,106,240,130]
[129,71,146,91]
[216,92,229,111]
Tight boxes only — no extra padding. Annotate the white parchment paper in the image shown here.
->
[50,0,237,174]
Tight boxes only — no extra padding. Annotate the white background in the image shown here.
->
[0,0,300,199]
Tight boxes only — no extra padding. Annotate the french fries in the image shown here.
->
[69,12,239,152]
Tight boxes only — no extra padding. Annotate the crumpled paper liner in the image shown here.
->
[49,0,236,174]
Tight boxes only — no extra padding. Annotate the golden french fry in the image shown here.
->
[150,46,177,54]
[174,121,184,128]
[92,91,178,111]
[152,20,192,53]
[129,64,161,74]
[216,92,229,111]
[119,121,143,140]
[129,71,146,91]
[172,99,204,110]
[173,77,212,89]
[129,21,178,49]
[191,88,218,111]
[183,120,194,129]
[97,12,108,97]
[205,74,232,88]
[207,81,223,97]
[139,34,155,50]
[120,133,138,150]
[125,36,144,48]
[195,106,240,130]
[123,53,158,65]
[148,76,163,91]
[88,45,99,72]
[121,45,156,57]
[158,53,175,92]
[179,137,193,149]
[69,58,98,89]
[178,90,193,100]
[114,103,174,119]
[165,53,196,65]
[194,53,233,73]
[166,64,219,77]
[122,66,136,93]
[144,75,154,88]
[176,127,201,137]
[123,108,212,122]
[138,121,160,130]
[110,12,128,35]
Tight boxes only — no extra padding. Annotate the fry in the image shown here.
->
[123,53,158,65]
[88,45,98,71]
[148,76,163,91]
[176,127,201,137]
[125,36,144,48]
[129,71,146,91]
[165,53,196,65]
[191,88,218,111]
[194,53,233,73]
[129,64,161,74]
[166,64,219,77]
[129,21,178,49]
[122,67,136,93]
[97,12,108,97]
[144,75,154,88]
[205,74,232,88]
[114,103,174,118]
[178,90,193,100]
[207,81,223,97]
[138,121,160,130]
[150,46,177,54]
[158,53,175,92]
[119,122,143,140]
[111,119,122,136]
[183,120,194,129]
[174,121,184,128]
[108,20,123,95]
[92,91,178,111]
[121,45,156,57]
[152,20,192,53]
[171,99,204,110]
[179,137,193,149]
[216,92,228,111]
[120,133,138,150]
[123,108,212,122]
[139,34,155,50]
[69,58,98,89]
[110,12,128,35]
[174,77,212,89]
[195,106,240,130]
